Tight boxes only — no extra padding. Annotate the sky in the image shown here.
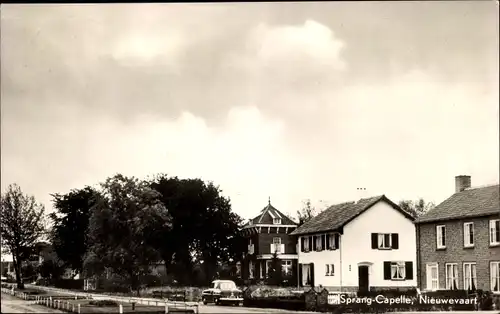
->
[1,2,499,224]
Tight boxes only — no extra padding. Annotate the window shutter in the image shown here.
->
[334,234,340,250]
[301,237,305,252]
[322,234,326,251]
[298,263,303,287]
[371,233,378,249]
[310,263,315,287]
[312,236,317,251]
[383,261,391,280]
[391,234,399,249]
[405,262,413,280]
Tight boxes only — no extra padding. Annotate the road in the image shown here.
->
[1,292,65,313]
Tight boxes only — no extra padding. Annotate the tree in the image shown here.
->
[49,187,100,274]
[398,198,435,218]
[85,174,171,296]
[0,184,46,289]
[148,175,246,285]
[267,251,283,286]
[296,199,325,226]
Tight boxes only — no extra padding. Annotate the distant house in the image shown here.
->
[290,195,417,292]
[239,199,299,284]
[415,175,500,293]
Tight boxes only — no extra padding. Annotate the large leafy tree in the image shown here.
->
[149,175,246,285]
[49,187,100,274]
[399,198,435,218]
[296,199,323,226]
[0,184,46,289]
[84,174,171,295]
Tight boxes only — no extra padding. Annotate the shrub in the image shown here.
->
[89,300,119,307]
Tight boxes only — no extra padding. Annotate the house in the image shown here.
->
[415,175,500,293]
[239,199,299,284]
[290,195,417,292]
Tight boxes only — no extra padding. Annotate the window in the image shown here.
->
[326,264,330,276]
[378,233,391,249]
[316,235,323,250]
[302,264,312,286]
[463,262,477,291]
[273,218,282,224]
[490,220,500,245]
[249,261,254,279]
[491,262,500,292]
[463,222,474,247]
[236,262,242,278]
[273,237,281,244]
[426,263,439,291]
[266,260,273,278]
[436,225,446,249]
[303,237,310,252]
[282,260,292,276]
[391,262,406,280]
[330,264,334,276]
[445,263,458,290]
[249,239,253,245]
[260,261,264,279]
[328,234,335,249]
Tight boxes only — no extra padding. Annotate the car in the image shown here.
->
[201,280,243,306]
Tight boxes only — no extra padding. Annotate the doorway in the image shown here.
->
[358,265,369,292]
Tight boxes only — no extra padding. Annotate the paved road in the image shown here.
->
[1,292,65,313]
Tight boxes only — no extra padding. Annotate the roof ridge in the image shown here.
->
[464,183,499,191]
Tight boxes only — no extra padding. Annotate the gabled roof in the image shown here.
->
[242,200,297,228]
[290,195,414,236]
[415,184,499,224]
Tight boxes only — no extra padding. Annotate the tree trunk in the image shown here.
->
[13,256,24,290]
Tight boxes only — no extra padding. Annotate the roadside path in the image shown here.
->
[1,292,65,313]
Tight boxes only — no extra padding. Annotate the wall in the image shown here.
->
[298,200,417,289]
[417,215,500,291]
[258,231,297,255]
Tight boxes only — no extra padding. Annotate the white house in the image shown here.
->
[290,195,417,292]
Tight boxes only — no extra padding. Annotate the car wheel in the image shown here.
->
[202,297,208,305]
[215,298,219,305]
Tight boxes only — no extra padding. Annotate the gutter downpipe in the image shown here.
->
[296,240,300,290]
[416,222,421,291]
[339,230,343,293]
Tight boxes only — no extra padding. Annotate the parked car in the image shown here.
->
[201,280,243,306]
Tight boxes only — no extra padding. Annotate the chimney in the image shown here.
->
[356,188,368,202]
[455,175,471,193]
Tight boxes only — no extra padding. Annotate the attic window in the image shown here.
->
[273,218,282,224]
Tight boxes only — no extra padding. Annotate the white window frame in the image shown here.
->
[463,222,474,247]
[273,237,281,244]
[316,235,323,250]
[436,225,446,249]
[328,234,336,249]
[260,261,264,279]
[445,263,458,290]
[463,262,477,291]
[303,237,310,252]
[391,261,406,280]
[273,218,282,225]
[426,263,439,291]
[282,260,292,276]
[378,233,392,249]
[490,219,500,246]
[490,261,500,293]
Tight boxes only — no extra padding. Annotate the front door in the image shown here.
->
[358,265,369,292]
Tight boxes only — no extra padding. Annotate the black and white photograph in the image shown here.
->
[1,2,499,314]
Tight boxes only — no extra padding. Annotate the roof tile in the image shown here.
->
[415,184,499,223]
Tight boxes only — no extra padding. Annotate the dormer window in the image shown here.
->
[273,218,281,224]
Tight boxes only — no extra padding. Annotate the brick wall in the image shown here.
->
[417,215,500,291]
[258,232,297,255]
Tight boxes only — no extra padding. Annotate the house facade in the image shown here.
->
[239,200,298,284]
[290,195,417,292]
[415,175,500,294]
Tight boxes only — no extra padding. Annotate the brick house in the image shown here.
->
[239,199,298,285]
[290,195,417,292]
[415,175,500,294]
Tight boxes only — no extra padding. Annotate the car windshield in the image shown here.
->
[214,281,236,290]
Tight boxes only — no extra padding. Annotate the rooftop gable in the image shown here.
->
[415,184,499,224]
[290,195,414,236]
[242,200,297,228]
